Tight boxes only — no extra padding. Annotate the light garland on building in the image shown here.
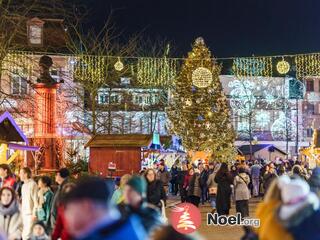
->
[137,57,177,87]
[295,54,320,79]
[232,57,272,77]
[255,110,271,128]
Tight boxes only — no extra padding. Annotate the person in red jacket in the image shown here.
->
[0,164,16,189]
[52,182,76,240]
[183,168,194,202]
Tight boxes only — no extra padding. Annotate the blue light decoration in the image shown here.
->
[197,115,204,121]
[191,86,197,93]
[237,121,250,138]
[229,80,256,116]
[149,132,161,150]
[255,110,271,128]
[271,112,296,141]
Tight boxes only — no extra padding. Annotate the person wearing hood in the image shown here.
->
[234,168,251,218]
[0,187,22,240]
[277,175,320,240]
[308,167,320,197]
[119,175,164,234]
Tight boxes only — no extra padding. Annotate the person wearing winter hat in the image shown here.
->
[277,175,320,240]
[308,167,320,197]
[119,175,164,234]
[63,176,146,240]
[254,179,293,240]
[0,187,22,240]
[30,221,49,240]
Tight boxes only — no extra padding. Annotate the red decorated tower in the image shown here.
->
[32,56,63,171]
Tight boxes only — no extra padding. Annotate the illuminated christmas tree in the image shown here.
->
[167,38,235,161]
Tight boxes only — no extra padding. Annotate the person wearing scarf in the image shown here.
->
[0,187,22,240]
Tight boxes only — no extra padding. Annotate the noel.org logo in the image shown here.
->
[170,203,201,234]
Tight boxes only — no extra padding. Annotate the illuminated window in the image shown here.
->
[27,18,44,46]
[11,69,28,95]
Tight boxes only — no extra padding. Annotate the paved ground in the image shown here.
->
[166,196,261,240]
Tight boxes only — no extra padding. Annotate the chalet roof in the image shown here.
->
[0,111,29,144]
[85,134,170,148]
[238,144,287,155]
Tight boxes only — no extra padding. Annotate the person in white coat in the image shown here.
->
[0,187,22,240]
[20,167,38,240]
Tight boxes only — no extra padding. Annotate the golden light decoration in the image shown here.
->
[276,58,290,75]
[185,99,192,106]
[192,67,212,88]
[114,57,124,71]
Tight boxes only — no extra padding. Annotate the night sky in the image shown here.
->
[80,0,320,58]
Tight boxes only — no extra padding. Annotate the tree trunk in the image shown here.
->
[91,91,97,135]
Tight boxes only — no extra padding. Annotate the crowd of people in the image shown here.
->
[0,163,201,240]
[0,157,319,240]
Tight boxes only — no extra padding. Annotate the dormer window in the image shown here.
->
[27,18,44,46]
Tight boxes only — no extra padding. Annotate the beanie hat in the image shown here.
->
[33,221,47,233]
[278,175,310,204]
[64,176,112,204]
[126,176,147,198]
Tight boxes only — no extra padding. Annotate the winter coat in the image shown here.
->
[170,166,179,183]
[263,172,277,191]
[250,164,261,179]
[52,206,72,240]
[0,200,22,240]
[187,173,201,198]
[177,170,188,186]
[234,173,251,201]
[30,234,50,240]
[21,178,38,216]
[207,172,218,188]
[214,172,233,215]
[156,170,171,186]
[255,200,293,240]
[75,214,147,240]
[37,188,54,228]
[118,202,163,233]
[1,175,16,189]
[146,180,166,207]
[50,179,68,229]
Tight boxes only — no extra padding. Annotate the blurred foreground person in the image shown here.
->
[0,187,22,239]
[111,174,131,205]
[277,175,320,240]
[64,176,147,240]
[254,178,293,240]
[308,167,320,197]
[119,175,163,233]
[150,225,204,240]
[30,221,49,240]
[52,182,76,240]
